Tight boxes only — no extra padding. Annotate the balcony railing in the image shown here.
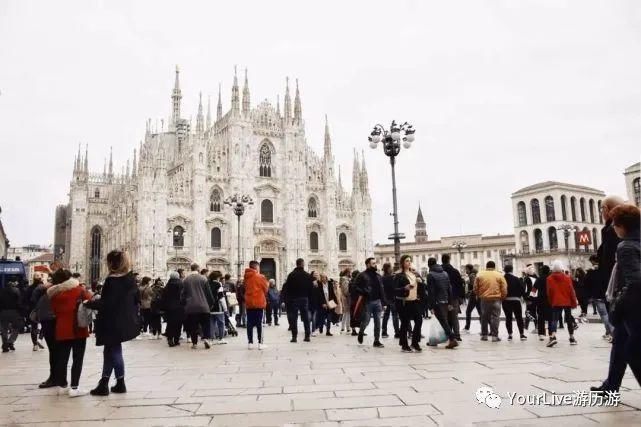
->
[516,248,596,257]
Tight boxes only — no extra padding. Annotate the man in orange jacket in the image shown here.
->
[244,261,269,350]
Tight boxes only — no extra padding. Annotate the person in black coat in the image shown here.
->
[502,265,526,341]
[381,263,399,338]
[532,265,551,340]
[281,258,314,342]
[353,258,386,347]
[161,271,184,347]
[313,273,338,336]
[585,255,612,338]
[87,250,140,396]
[441,254,464,340]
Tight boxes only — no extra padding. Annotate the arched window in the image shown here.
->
[310,231,319,252]
[173,226,184,247]
[94,188,100,198]
[259,143,272,177]
[339,233,347,251]
[211,227,221,249]
[592,228,598,251]
[545,196,555,222]
[209,188,222,212]
[589,199,595,223]
[634,178,640,207]
[520,230,529,253]
[308,198,318,218]
[560,195,567,220]
[517,202,527,226]
[570,196,577,221]
[534,229,543,252]
[531,199,541,224]
[598,200,603,223]
[548,227,558,250]
[90,226,102,283]
[261,199,273,223]
[580,198,586,222]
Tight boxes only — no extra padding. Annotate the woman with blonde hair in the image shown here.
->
[87,250,140,396]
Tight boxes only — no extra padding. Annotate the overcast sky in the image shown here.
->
[1,0,640,248]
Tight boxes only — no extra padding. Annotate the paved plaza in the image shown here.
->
[1,318,640,426]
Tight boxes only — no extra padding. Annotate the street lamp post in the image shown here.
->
[225,194,254,281]
[368,120,416,267]
[557,224,577,270]
[451,241,468,270]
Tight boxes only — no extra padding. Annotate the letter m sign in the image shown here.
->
[577,231,592,246]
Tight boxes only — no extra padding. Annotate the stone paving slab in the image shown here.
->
[0,317,639,426]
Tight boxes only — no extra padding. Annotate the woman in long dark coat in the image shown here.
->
[161,271,184,347]
[87,250,140,396]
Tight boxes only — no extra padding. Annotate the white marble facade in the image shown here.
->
[56,67,373,285]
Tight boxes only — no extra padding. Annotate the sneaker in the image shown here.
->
[401,346,413,353]
[57,386,69,395]
[480,335,488,341]
[248,343,255,350]
[492,336,502,342]
[569,337,577,345]
[37,342,45,349]
[507,335,513,341]
[218,339,228,345]
[203,340,211,349]
[373,341,384,348]
[191,344,198,350]
[68,388,88,398]
[410,344,422,352]
[303,336,310,342]
[455,336,462,342]
[463,328,471,334]
[8,344,15,351]
[546,337,558,348]
[520,335,527,341]
[38,379,57,389]
[326,332,333,337]
[382,333,389,338]
[33,345,39,351]
[445,339,459,349]
[258,343,268,350]
[357,334,364,344]
[311,332,317,337]
[538,335,545,341]
[290,337,297,343]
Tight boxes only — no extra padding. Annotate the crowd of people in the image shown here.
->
[0,196,639,399]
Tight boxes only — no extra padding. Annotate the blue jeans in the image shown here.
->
[211,313,225,340]
[549,307,575,335]
[102,343,125,379]
[246,309,263,344]
[594,300,613,336]
[359,300,383,341]
[315,308,332,333]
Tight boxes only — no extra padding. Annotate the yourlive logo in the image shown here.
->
[475,386,621,409]
[475,386,502,409]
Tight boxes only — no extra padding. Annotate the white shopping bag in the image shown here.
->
[427,318,448,346]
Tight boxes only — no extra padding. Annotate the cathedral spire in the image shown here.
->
[231,66,240,116]
[242,68,250,117]
[84,144,88,174]
[132,148,137,177]
[206,95,211,129]
[293,78,302,125]
[217,83,223,121]
[276,94,281,117]
[126,159,130,179]
[360,149,369,193]
[171,65,182,129]
[74,143,81,172]
[196,91,204,134]
[324,114,332,158]
[283,77,291,124]
[338,165,343,190]
[108,146,113,177]
[352,149,361,194]
[103,158,106,177]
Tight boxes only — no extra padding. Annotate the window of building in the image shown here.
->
[94,188,100,198]
[589,199,596,223]
[531,199,541,224]
[517,201,527,226]
[520,230,529,253]
[473,251,478,258]
[338,233,347,251]
[261,199,274,223]
[534,229,543,252]
[634,178,640,207]
[211,227,221,249]
[173,226,184,247]
[308,198,318,218]
[560,195,567,220]
[259,143,272,177]
[422,254,426,261]
[209,188,222,212]
[580,197,586,222]
[592,228,598,251]
[310,232,319,252]
[570,196,577,221]
[545,196,555,222]
[548,227,558,250]
[486,250,491,258]
[598,200,604,224]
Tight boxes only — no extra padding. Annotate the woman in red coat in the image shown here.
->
[546,260,578,348]
[47,269,92,397]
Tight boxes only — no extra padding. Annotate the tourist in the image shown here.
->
[266,279,280,326]
[47,268,92,397]
[394,255,423,352]
[426,257,458,349]
[523,264,538,332]
[592,203,641,393]
[281,258,313,342]
[349,270,362,336]
[236,279,246,327]
[574,268,589,322]
[502,264,527,341]
[441,254,464,341]
[0,277,23,353]
[149,278,164,339]
[88,250,140,396]
[339,269,351,334]
[25,273,45,351]
[332,277,344,331]
[139,277,153,338]
[546,260,578,347]
[309,271,320,336]
[381,263,399,339]
[532,265,551,341]
[161,271,184,347]
[31,273,57,387]
[315,273,338,336]
[244,261,269,350]
[474,261,507,342]
[208,271,228,345]
[353,258,385,348]
[585,255,612,341]
[182,263,215,349]
[463,264,481,333]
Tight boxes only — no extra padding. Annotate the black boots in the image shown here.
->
[111,377,127,394]
[90,377,110,396]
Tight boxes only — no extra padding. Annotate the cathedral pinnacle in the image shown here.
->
[108,146,113,177]
[324,114,332,158]
[132,148,137,177]
[283,77,291,123]
[360,149,369,193]
[352,149,361,193]
[171,65,182,128]
[217,83,223,121]
[242,68,250,116]
[293,78,302,125]
[84,144,88,174]
[231,66,240,115]
[196,91,204,134]
[206,95,211,129]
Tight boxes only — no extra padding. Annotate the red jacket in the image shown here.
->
[243,268,268,310]
[48,279,92,340]
[546,272,577,308]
